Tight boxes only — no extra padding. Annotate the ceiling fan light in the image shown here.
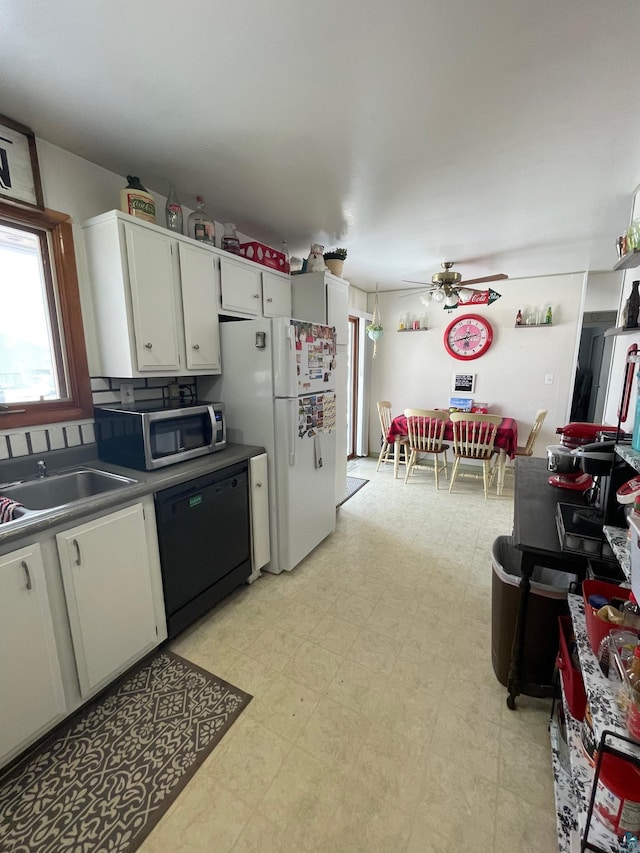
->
[420,294,432,306]
[432,289,445,303]
[445,292,459,308]
[458,288,474,302]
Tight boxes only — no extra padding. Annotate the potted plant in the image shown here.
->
[323,247,347,278]
[366,322,383,341]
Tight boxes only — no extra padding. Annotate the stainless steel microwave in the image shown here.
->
[94,401,226,470]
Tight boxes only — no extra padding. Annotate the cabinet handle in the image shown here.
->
[73,538,82,566]
[144,342,153,349]
[255,481,263,487]
[267,298,273,303]
[21,560,32,590]
[193,343,200,350]
[253,293,260,299]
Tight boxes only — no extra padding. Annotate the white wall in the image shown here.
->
[367,273,588,456]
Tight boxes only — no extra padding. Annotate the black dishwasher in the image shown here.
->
[154,461,251,638]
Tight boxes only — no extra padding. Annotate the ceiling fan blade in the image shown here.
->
[400,290,432,298]
[401,279,430,285]
[459,274,509,286]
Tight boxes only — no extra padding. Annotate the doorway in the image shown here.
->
[570,310,617,422]
[346,316,359,458]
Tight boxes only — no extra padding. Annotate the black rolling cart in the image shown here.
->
[507,456,589,709]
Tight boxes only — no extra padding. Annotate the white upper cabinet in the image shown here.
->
[83,210,221,377]
[178,243,221,371]
[262,271,292,318]
[125,223,181,371]
[291,271,349,345]
[219,255,291,318]
[219,255,262,315]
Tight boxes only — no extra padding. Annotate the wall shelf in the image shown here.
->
[613,249,640,271]
[514,323,553,328]
[603,326,640,337]
[397,328,428,332]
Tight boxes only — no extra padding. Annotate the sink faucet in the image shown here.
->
[36,460,47,478]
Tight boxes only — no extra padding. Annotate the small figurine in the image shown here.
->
[306,243,328,273]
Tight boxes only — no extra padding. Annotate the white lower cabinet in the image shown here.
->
[56,503,159,698]
[0,544,66,766]
[249,452,270,579]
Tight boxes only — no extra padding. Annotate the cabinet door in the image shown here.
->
[326,279,349,346]
[262,272,292,318]
[125,223,181,370]
[178,243,221,372]
[219,256,262,315]
[249,452,271,573]
[57,504,158,697]
[0,544,65,763]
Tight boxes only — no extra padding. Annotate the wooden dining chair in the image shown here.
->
[376,401,408,471]
[403,408,450,487]
[449,412,502,499]
[516,409,547,457]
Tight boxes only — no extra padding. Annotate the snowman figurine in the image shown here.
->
[306,243,328,273]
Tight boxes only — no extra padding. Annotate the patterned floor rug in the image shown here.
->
[337,476,369,506]
[0,650,252,853]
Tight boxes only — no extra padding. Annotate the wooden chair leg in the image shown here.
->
[483,459,491,499]
[441,450,449,481]
[449,457,461,492]
[404,449,416,484]
[376,440,389,472]
[434,453,439,489]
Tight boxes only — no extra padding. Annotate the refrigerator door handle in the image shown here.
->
[288,398,297,466]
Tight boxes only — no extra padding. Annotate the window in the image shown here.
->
[0,201,91,429]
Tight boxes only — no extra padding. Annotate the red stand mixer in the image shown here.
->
[546,423,611,490]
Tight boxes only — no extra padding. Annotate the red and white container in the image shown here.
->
[594,752,640,836]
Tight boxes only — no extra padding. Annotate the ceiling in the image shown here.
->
[2,0,640,293]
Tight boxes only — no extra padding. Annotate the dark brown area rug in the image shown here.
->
[0,650,252,853]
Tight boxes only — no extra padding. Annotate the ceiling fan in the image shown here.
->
[402,261,509,309]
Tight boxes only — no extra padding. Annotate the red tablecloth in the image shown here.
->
[387,414,519,459]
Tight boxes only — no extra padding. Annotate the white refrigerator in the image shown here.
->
[198,316,337,574]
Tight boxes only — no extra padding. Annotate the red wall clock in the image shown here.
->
[444,314,493,360]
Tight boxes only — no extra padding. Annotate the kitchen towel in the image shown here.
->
[0,496,23,523]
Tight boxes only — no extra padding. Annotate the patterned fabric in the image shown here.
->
[0,497,23,523]
[387,414,519,459]
[0,651,251,853]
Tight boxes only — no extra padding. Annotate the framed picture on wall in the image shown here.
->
[452,373,475,394]
[0,114,44,209]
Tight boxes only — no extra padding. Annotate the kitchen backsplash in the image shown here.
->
[0,376,198,460]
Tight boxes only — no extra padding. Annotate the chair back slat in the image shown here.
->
[523,409,547,455]
[405,409,448,452]
[450,412,501,459]
[377,400,392,437]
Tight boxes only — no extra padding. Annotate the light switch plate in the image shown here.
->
[545,373,554,385]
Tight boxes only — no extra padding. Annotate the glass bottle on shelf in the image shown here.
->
[545,306,553,325]
[187,196,215,244]
[221,223,240,254]
[165,182,183,233]
[515,309,522,326]
[625,281,640,330]
[281,240,290,273]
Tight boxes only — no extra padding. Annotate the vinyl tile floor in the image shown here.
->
[140,457,558,853]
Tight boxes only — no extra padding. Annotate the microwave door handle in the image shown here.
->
[288,398,297,467]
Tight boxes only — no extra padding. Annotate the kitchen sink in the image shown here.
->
[0,468,138,511]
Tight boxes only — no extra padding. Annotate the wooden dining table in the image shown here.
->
[387,413,519,495]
